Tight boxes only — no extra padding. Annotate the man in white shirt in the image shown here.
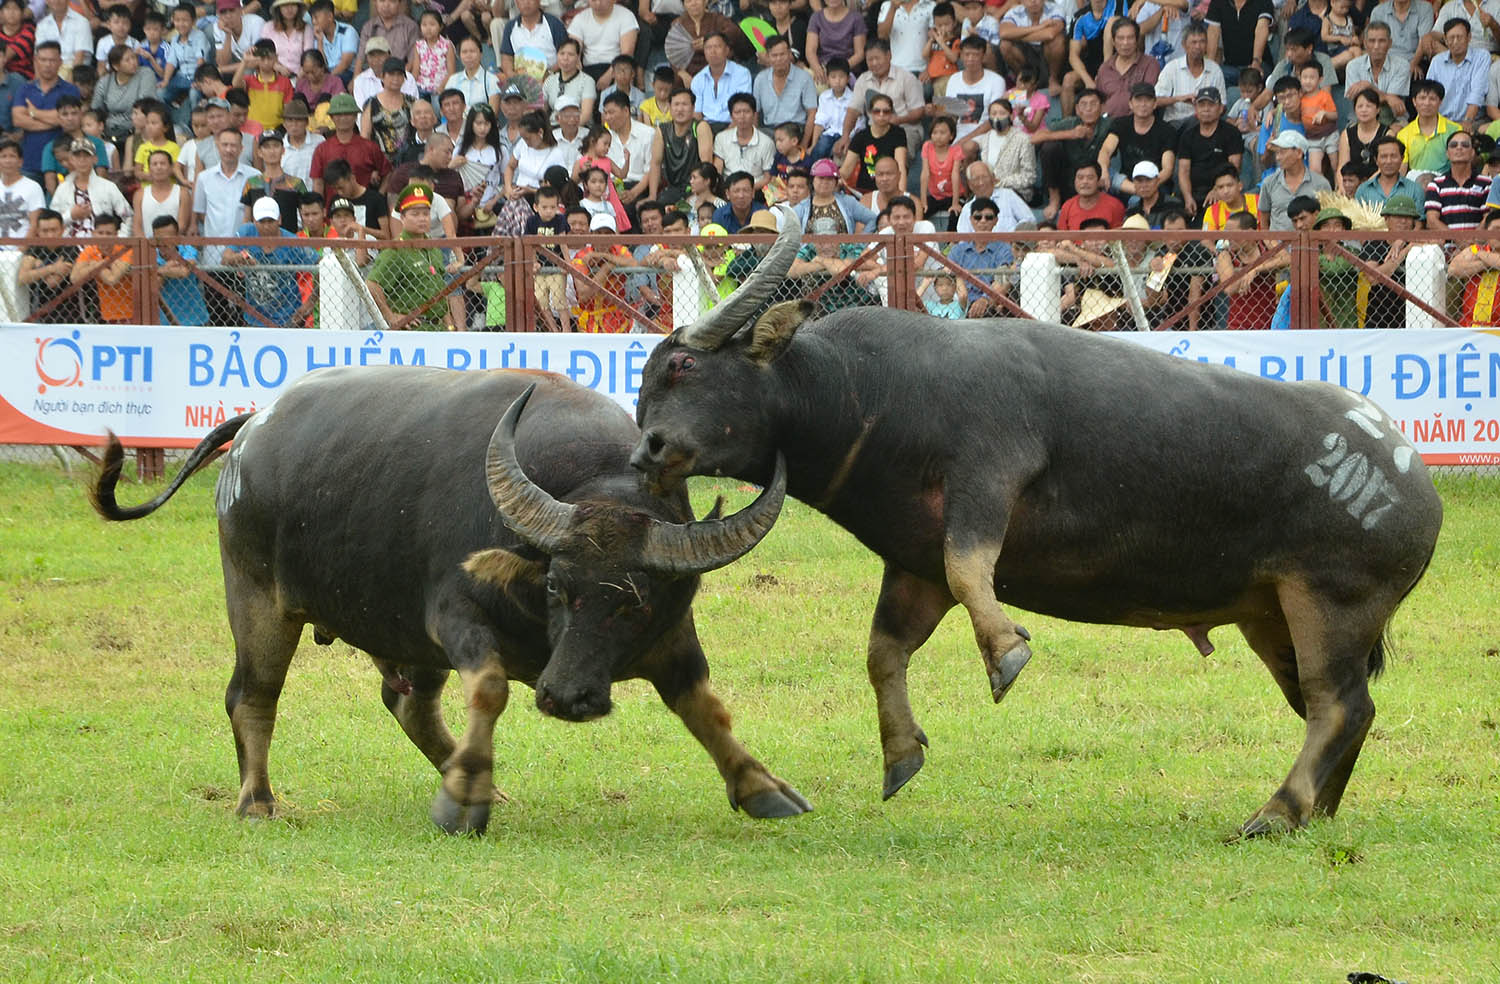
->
[1154,22,1225,124]
[713,92,775,189]
[840,39,926,159]
[998,0,1066,91]
[212,0,267,79]
[877,0,935,75]
[568,0,638,81]
[34,0,93,77]
[0,138,45,241]
[601,90,656,205]
[279,100,323,183]
[955,159,1033,232]
[193,128,259,265]
[944,35,1007,142]
[496,0,569,78]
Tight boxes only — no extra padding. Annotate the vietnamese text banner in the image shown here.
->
[2,324,1498,463]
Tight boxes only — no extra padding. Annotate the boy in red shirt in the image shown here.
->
[238,39,294,130]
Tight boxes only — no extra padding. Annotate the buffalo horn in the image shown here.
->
[638,453,787,576]
[678,205,803,351]
[485,384,578,552]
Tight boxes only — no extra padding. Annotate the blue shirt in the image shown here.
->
[690,61,752,124]
[11,78,81,173]
[948,240,1013,304]
[231,223,318,327]
[166,28,212,80]
[317,21,359,74]
[1427,48,1488,119]
[1355,173,1424,208]
[711,200,768,233]
[157,243,211,326]
[40,133,110,184]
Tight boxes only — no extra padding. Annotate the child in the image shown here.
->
[132,100,179,180]
[93,4,135,66]
[1338,161,1361,196]
[600,54,645,113]
[138,11,178,92]
[1298,62,1338,178]
[72,212,133,324]
[81,110,120,171]
[925,271,965,318]
[809,58,853,162]
[579,165,627,231]
[574,128,631,231]
[1258,76,1304,170]
[639,65,675,126]
[409,10,455,102]
[957,0,1000,46]
[1227,66,1265,181]
[172,103,210,185]
[238,40,294,130]
[526,186,569,325]
[72,65,97,108]
[920,115,963,226]
[166,3,210,115]
[770,121,808,180]
[1007,67,1049,134]
[922,1,961,98]
[1321,0,1361,70]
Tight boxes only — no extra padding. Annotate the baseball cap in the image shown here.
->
[329,197,356,215]
[501,81,524,100]
[204,97,231,111]
[554,94,580,111]
[809,158,839,178]
[251,196,280,222]
[1267,130,1309,151]
[1194,86,1222,103]
[365,36,391,53]
[68,137,96,156]
[1130,82,1156,99]
[327,93,359,115]
[589,212,617,231]
[1131,161,1159,180]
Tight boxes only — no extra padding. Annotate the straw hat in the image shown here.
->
[1071,288,1127,330]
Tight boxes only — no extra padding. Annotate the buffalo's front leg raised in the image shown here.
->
[869,563,956,799]
[648,617,810,818]
[943,534,1032,703]
[430,648,508,836]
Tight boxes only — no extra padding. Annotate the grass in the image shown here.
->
[1,460,1497,982]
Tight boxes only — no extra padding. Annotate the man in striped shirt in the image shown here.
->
[1424,129,1490,229]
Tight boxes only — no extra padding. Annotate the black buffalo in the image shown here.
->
[630,211,1444,836]
[91,367,810,833]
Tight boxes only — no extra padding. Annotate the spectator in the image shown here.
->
[925,271,965,318]
[947,196,1012,315]
[242,132,306,231]
[1214,209,1278,328]
[792,155,878,232]
[942,34,1006,144]
[840,91,909,193]
[1059,160,1125,229]
[1340,88,1387,181]
[357,0,418,76]
[353,44,420,108]
[1399,79,1461,184]
[955,0,1001,48]
[1296,61,1338,178]
[1098,81,1176,196]
[386,131,465,203]
[683,161,724,224]
[309,0,358,83]
[1371,0,1433,69]
[261,0,311,78]
[921,0,961,95]
[1154,207,1211,330]
[854,194,937,303]
[525,184,569,326]
[13,41,79,181]
[1345,21,1411,126]
[920,115,962,224]
[1174,87,1242,219]
[639,64,676,126]
[710,169,767,232]
[690,32,751,128]
[496,0,568,80]
[1257,28,1336,109]
[71,210,131,323]
[18,207,78,320]
[224,196,318,327]
[1426,129,1490,229]
[311,92,391,195]
[33,0,90,81]
[52,137,131,236]
[756,0,812,70]
[214,0,268,80]
[998,0,1065,95]
[809,56,853,160]
[0,137,43,239]
[542,38,596,124]
[0,2,34,126]
[807,0,868,85]
[434,36,493,115]
[1205,0,1274,82]
[1125,161,1181,226]
[754,33,818,136]
[496,81,527,156]
[862,152,919,218]
[408,10,454,102]
[95,47,157,144]
[280,100,322,184]
[1154,22,1224,126]
[192,126,255,274]
[1427,0,1500,57]
[1201,164,1257,229]
[1428,18,1488,127]
[1258,131,1329,229]
[599,53,646,111]
[787,214,875,309]
[40,95,105,194]
[570,211,635,331]
[361,58,416,157]
[972,98,1035,197]
[392,98,438,166]
[323,156,392,238]
[569,0,638,83]
[1095,18,1159,120]
[877,0,934,78]
[955,158,1032,230]
[133,147,189,235]
[165,5,211,119]
[1450,207,1500,325]
[236,39,294,130]
[841,38,926,161]
[1311,207,1358,328]
[600,90,655,206]
[713,93,775,188]
[1361,193,1420,330]
[1227,67,1267,186]
[1356,134,1425,206]
[1035,87,1110,222]
[326,195,377,265]
[153,214,210,326]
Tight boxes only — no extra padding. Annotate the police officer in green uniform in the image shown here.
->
[366,182,466,330]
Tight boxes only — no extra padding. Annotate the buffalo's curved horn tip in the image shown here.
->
[678,205,803,351]
[485,383,578,552]
[638,453,788,575]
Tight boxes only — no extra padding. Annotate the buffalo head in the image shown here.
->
[631,206,812,490]
[468,385,785,721]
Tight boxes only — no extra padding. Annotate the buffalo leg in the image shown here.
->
[869,564,955,799]
[1237,616,1306,720]
[375,660,457,770]
[222,572,302,819]
[943,539,1032,703]
[1240,581,1380,837]
[429,632,509,835]
[646,616,811,818]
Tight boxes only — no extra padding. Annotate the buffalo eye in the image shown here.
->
[667,352,696,384]
[545,574,560,596]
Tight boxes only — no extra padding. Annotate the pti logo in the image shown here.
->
[35,331,84,394]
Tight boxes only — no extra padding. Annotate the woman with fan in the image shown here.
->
[663,0,750,86]
[749,0,809,68]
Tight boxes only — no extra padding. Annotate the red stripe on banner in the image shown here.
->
[0,392,201,449]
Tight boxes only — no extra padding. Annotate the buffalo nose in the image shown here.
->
[631,431,666,471]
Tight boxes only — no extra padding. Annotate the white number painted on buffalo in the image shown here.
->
[1304,432,1402,530]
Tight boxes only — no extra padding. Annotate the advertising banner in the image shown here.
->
[3,324,1498,464]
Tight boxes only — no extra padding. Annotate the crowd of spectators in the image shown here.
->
[3,0,1500,328]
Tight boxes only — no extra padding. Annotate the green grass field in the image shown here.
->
[1,460,1497,983]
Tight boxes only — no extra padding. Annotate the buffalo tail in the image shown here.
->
[89,414,255,521]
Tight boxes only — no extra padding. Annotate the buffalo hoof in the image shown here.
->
[1235,810,1300,841]
[235,790,277,820]
[990,641,1032,703]
[430,787,490,836]
[882,750,925,800]
[739,786,814,819]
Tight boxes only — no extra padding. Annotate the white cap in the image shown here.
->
[554,94,580,111]
[589,212,617,231]
[251,196,280,222]
[1131,161,1160,180]
[1268,130,1310,152]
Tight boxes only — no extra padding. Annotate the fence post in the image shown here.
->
[1405,244,1449,330]
[888,233,912,311]
[1019,251,1060,323]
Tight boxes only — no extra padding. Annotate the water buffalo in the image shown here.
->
[91,367,809,834]
[629,210,1444,836]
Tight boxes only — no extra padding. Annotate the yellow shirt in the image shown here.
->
[1201,192,1259,231]
[1396,115,1462,174]
[639,96,671,127]
[134,139,181,169]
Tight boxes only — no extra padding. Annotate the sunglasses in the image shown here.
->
[1450,140,1473,148]
[972,213,997,221]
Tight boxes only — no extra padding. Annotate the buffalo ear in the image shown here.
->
[463,548,545,590]
[745,299,813,365]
